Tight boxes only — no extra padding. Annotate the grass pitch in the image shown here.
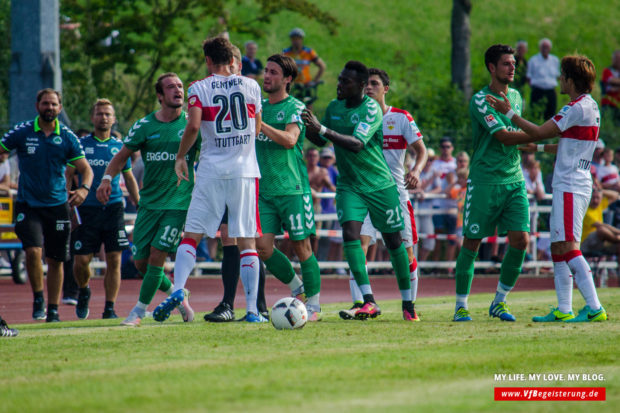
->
[1,289,618,412]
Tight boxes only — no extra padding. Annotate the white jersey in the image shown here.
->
[551,94,600,196]
[597,163,619,186]
[188,74,262,179]
[382,106,423,194]
[430,157,456,208]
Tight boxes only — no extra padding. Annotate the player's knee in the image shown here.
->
[256,243,273,260]
[383,232,402,250]
[342,222,362,242]
[292,239,312,261]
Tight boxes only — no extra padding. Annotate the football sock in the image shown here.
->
[388,243,412,301]
[132,302,147,317]
[455,246,477,297]
[307,292,320,310]
[348,271,364,303]
[104,301,114,311]
[173,238,197,292]
[499,246,525,289]
[363,293,376,304]
[300,253,321,298]
[256,259,267,314]
[344,240,371,292]
[287,276,304,294]
[264,248,296,284]
[33,290,44,301]
[138,265,164,305]
[402,300,414,313]
[552,255,573,313]
[456,294,468,311]
[239,249,260,315]
[410,257,419,302]
[566,250,601,310]
[48,303,58,312]
[493,282,512,305]
[221,245,240,307]
[159,276,173,294]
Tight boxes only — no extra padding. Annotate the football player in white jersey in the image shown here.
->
[154,36,267,323]
[487,54,607,323]
[339,68,428,322]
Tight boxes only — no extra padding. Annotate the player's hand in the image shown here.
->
[405,170,421,189]
[485,91,512,114]
[96,180,112,205]
[175,157,189,186]
[518,143,537,152]
[301,109,320,133]
[68,187,89,207]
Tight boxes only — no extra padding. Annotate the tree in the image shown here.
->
[451,0,472,100]
[59,0,338,131]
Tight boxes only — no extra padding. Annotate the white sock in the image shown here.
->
[553,260,573,314]
[400,289,412,301]
[348,270,363,303]
[287,275,303,293]
[410,261,419,302]
[567,253,601,310]
[134,302,147,316]
[240,249,260,314]
[173,239,197,292]
[307,293,320,311]
[359,283,373,296]
[456,294,468,311]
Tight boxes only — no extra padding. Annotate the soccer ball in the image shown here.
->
[270,297,308,330]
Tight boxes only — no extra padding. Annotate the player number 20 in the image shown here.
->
[385,207,401,225]
[213,92,248,133]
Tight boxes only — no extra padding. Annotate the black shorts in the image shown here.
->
[15,202,71,262]
[72,203,129,255]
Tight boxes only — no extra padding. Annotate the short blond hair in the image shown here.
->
[90,98,114,116]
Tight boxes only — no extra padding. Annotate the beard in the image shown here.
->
[40,110,57,122]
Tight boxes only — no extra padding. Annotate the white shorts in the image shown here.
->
[184,177,261,239]
[360,196,417,248]
[549,190,589,243]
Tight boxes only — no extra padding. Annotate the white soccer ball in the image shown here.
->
[270,297,308,330]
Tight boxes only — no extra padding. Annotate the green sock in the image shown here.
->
[264,248,296,284]
[388,243,411,291]
[455,247,477,296]
[300,254,321,298]
[499,246,526,288]
[138,265,164,305]
[159,274,172,293]
[343,240,370,287]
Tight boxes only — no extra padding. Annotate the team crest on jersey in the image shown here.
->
[350,113,360,124]
[484,114,498,127]
[16,213,24,222]
[178,129,185,139]
[53,136,62,145]
[277,111,285,121]
[110,147,120,155]
[74,240,82,250]
[189,96,197,106]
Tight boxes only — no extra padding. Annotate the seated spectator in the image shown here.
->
[597,147,620,191]
[581,187,620,259]
[446,167,469,248]
[415,148,441,263]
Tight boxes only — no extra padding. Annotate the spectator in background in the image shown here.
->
[446,167,470,249]
[431,137,457,262]
[597,148,620,191]
[305,147,335,255]
[581,187,620,258]
[317,147,343,272]
[591,139,605,178]
[527,38,560,120]
[0,152,11,196]
[513,40,528,92]
[601,50,620,126]
[283,28,326,110]
[241,41,263,80]
[416,148,441,263]
[521,152,546,202]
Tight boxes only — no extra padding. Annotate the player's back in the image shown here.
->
[188,74,262,179]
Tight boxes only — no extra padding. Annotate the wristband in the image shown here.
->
[537,144,545,153]
[505,109,515,120]
[319,125,327,136]
[101,174,112,182]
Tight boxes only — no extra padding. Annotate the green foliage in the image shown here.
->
[1,290,619,412]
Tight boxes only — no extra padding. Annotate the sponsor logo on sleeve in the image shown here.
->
[355,122,371,136]
[485,114,498,128]
[189,96,197,106]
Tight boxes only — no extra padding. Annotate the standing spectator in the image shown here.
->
[431,137,457,262]
[318,147,343,271]
[306,147,336,254]
[601,50,620,126]
[527,38,560,120]
[0,88,94,322]
[283,28,326,110]
[446,167,470,249]
[514,40,528,92]
[241,41,263,80]
[416,148,441,262]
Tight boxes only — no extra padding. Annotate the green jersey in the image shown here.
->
[469,86,524,185]
[123,111,199,210]
[323,95,394,192]
[256,96,309,196]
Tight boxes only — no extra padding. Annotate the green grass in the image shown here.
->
[1,289,618,412]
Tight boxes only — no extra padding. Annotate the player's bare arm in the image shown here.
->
[260,122,300,149]
[97,145,134,204]
[519,143,558,154]
[122,169,140,206]
[405,140,428,189]
[68,157,94,207]
[487,91,561,141]
[255,111,262,137]
[301,108,364,153]
[311,57,326,84]
[175,105,201,185]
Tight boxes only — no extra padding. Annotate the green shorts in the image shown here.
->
[462,181,530,239]
[132,208,187,260]
[259,193,316,241]
[336,186,404,234]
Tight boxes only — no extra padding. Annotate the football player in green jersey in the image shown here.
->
[97,73,199,326]
[255,54,322,321]
[453,44,533,322]
[302,61,414,320]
